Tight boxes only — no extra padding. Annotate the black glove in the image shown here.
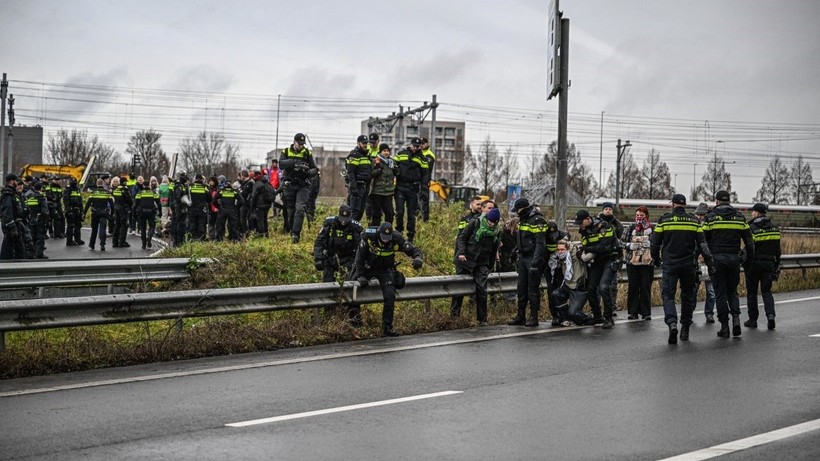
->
[4,225,19,239]
[653,259,662,268]
[772,268,781,281]
[708,264,717,276]
[412,258,423,270]
[314,262,324,271]
[357,276,369,287]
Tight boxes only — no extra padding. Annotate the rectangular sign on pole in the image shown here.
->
[546,0,561,100]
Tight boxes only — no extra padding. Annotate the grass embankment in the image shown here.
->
[2,207,819,379]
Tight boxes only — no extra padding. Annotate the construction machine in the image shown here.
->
[429,179,487,205]
[20,155,97,188]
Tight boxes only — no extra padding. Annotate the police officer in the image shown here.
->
[83,179,113,251]
[63,178,85,246]
[651,194,715,344]
[703,190,754,338]
[186,174,210,241]
[367,132,381,159]
[393,137,428,242]
[314,204,363,285]
[418,137,436,222]
[354,222,423,336]
[280,133,318,243]
[47,176,66,239]
[744,203,781,330]
[24,181,49,259]
[575,208,619,329]
[599,202,624,315]
[544,220,570,325]
[508,198,548,327]
[306,167,321,223]
[111,177,132,248]
[214,180,243,241]
[1,174,26,259]
[346,135,373,222]
[364,132,382,223]
[134,181,161,249]
[449,195,484,317]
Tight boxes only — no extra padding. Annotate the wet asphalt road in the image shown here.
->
[1,290,819,460]
[36,227,166,259]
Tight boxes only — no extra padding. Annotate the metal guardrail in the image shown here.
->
[0,254,817,350]
[0,258,211,291]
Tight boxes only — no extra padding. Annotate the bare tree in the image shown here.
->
[178,131,240,177]
[790,155,817,205]
[754,155,791,204]
[126,129,170,178]
[535,141,597,200]
[94,144,125,174]
[46,129,113,166]
[464,135,503,195]
[602,149,643,198]
[695,152,737,202]
[636,149,675,199]
[496,146,519,199]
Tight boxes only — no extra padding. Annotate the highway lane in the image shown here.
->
[1,290,819,460]
[37,227,165,260]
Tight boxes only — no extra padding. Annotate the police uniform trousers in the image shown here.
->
[137,209,157,247]
[745,259,776,321]
[214,207,239,242]
[452,265,490,322]
[29,221,46,258]
[65,207,83,245]
[515,257,545,321]
[171,210,187,247]
[354,269,398,331]
[0,227,26,259]
[113,206,129,246]
[89,210,109,248]
[283,183,310,238]
[347,182,369,222]
[394,184,419,241]
[712,253,742,323]
[587,257,616,319]
[418,186,430,222]
[186,210,207,241]
[50,206,66,238]
[661,263,697,326]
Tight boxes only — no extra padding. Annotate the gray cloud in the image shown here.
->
[164,65,236,94]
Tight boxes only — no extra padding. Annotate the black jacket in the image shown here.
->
[314,217,363,266]
[356,228,422,273]
[345,147,372,183]
[517,207,548,265]
[456,217,500,270]
[280,145,317,185]
[393,148,428,187]
[748,216,781,265]
[651,206,712,267]
[579,217,618,262]
[703,204,754,259]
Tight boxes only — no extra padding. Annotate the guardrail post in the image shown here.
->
[0,331,5,352]
[107,284,114,295]
[38,287,45,298]
[312,308,320,326]
[175,318,183,332]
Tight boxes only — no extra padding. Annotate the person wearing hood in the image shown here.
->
[575,207,619,329]
[744,203,781,330]
[703,190,754,338]
[368,143,396,227]
[508,198,548,327]
[453,207,502,325]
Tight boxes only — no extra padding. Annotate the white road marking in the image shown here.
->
[693,295,820,316]
[225,390,462,428]
[3,294,817,398]
[810,334,820,338]
[657,417,820,460]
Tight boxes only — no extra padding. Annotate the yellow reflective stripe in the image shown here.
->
[519,224,546,233]
[25,197,39,206]
[90,192,111,199]
[546,244,557,252]
[346,157,371,166]
[70,191,81,197]
[458,222,468,230]
[753,233,781,242]
[706,222,748,231]
[658,224,703,232]
[412,157,429,169]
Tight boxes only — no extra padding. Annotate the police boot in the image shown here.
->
[508,308,526,326]
[602,316,615,329]
[383,326,400,337]
[525,308,539,327]
[121,241,130,248]
[668,323,678,345]
[66,240,77,246]
[744,319,758,328]
[679,323,690,341]
[731,314,741,337]
[717,322,730,338]
[767,314,776,330]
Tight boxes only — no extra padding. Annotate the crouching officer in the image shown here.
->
[651,194,715,344]
[314,204,363,283]
[744,203,781,330]
[24,181,50,258]
[353,222,423,336]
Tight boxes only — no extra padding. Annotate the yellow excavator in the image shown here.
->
[429,179,488,204]
[20,155,97,188]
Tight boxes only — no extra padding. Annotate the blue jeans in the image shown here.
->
[662,263,697,326]
[698,279,716,316]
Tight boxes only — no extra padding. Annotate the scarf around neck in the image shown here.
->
[474,216,500,243]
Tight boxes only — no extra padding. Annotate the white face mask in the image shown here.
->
[557,251,568,260]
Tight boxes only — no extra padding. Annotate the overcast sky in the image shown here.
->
[3,0,819,201]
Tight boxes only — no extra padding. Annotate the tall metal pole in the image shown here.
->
[599,111,604,186]
[6,94,13,175]
[429,94,437,180]
[616,139,622,209]
[0,73,7,179]
[397,105,404,149]
[554,17,569,228]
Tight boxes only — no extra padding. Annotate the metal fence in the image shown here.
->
[0,254,817,351]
